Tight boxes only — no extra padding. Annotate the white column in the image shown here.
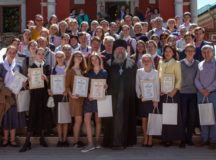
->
[190,0,197,23]
[21,0,26,31]
[47,0,56,19]
[175,0,183,22]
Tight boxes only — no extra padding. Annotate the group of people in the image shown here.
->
[0,8,216,154]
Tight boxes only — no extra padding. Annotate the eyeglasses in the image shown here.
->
[30,44,37,47]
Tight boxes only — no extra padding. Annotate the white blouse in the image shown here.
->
[136,68,160,102]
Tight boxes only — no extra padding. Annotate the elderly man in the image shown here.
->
[147,16,168,39]
[103,39,137,149]
[101,36,115,69]
[195,45,216,150]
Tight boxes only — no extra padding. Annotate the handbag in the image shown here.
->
[147,107,162,136]
[47,96,55,108]
[16,90,30,112]
[162,96,178,125]
[198,97,215,126]
[97,95,113,117]
[58,96,71,124]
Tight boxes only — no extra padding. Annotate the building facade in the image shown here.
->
[0,0,197,33]
[198,3,216,43]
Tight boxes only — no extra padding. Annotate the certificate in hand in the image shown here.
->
[7,71,28,94]
[72,76,89,97]
[141,80,155,101]
[97,95,113,117]
[161,74,174,94]
[90,79,106,99]
[28,68,44,89]
[51,75,65,95]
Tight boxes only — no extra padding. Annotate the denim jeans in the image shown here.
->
[197,92,216,143]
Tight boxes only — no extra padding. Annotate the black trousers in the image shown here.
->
[180,93,197,142]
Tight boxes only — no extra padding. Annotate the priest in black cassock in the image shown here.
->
[103,39,137,149]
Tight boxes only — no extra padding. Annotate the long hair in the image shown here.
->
[66,51,87,75]
[87,52,104,72]
[135,40,146,62]
[162,44,178,60]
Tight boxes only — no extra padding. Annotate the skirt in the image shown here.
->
[2,105,26,129]
[83,99,98,113]
[138,100,154,118]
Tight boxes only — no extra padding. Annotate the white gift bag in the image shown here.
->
[162,96,178,125]
[47,96,55,108]
[147,107,162,136]
[198,97,215,126]
[58,97,71,124]
[16,90,30,112]
[97,95,113,117]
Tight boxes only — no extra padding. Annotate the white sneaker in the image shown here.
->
[81,144,95,153]
[95,144,102,149]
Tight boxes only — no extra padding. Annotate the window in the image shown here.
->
[2,6,21,33]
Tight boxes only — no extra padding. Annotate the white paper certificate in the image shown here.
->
[97,95,113,117]
[161,74,175,94]
[90,79,106,99]
[51,75,65,95]
[72,76,89,97]
[7,71,28,94]
[28,68,44,89]
[141,80,155,101]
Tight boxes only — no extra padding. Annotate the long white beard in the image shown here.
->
[113,50,128,64]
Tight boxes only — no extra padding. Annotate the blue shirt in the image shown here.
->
[86,69,108,80]
[195,58,216,92]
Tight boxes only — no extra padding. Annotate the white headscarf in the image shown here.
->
[3,57,16,86]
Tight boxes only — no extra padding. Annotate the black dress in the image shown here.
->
[103,58,137,148]
[27,63,54,132]
[159,92,184,142]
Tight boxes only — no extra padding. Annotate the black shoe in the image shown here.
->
[163,141,172,147]
[62,141,69,147]
[179,142,186,148]
[77,141,85,148]
[187,141,194,146]
[19,142,31,152]
[56,141,63,147]
[147,144,153,147]
[1,140,9,147]
[142,144,148,147]
[112,146,125,150]
[10,141,19,147]
[40,138,48,147]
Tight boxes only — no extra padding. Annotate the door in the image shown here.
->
[105,1,130,21]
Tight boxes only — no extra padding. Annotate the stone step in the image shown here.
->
[16,135,201,145]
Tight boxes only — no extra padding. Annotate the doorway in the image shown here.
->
[105,2,130,21]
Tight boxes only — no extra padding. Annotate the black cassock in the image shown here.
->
[103,58,137,148]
